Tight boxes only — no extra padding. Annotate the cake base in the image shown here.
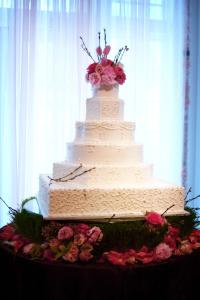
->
[38,175,187,221]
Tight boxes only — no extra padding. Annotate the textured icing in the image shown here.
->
[53,162,153,185]
[66,143,143,165]
[75,121,135,144]
[39,175,186,220]
[38,83,186,220]
[86,99,124,121]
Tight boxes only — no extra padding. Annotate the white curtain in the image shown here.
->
[0,0,186,226]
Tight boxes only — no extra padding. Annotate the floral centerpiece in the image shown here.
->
[80,29,128,88]
[1,192,200,267]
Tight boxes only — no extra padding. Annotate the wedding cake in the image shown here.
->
[38,31,186,220]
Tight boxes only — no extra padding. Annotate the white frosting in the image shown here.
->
[38,175,186,220]
[53,162,153,186]
[86,99,124,121]
[38,84,186,221]
[75,121,135,144]
[66,143,143,165]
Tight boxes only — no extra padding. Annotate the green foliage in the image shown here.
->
[167,206,200,238]
[12,208,43,243]
[93,220,168,257]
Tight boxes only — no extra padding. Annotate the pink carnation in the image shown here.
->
[74,223,90,234]
[87,226,103,244]
[89,72,101,86]
[145,211,165,226]
[154,243,172,261]
[57,226,74,240]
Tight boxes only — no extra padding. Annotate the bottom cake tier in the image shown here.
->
[38,175,187,220]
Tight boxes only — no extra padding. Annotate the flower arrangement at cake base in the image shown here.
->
[1,195,200,267]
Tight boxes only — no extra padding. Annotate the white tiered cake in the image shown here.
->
[38,84,186,220]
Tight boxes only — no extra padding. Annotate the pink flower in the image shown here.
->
[154,243,172,261]
[114,66,124,76]
[136,247,154,264]
[101,74,116,86]
[103,251,126,267]
[101,58,112,66]
[89,72,101,86]
[57,226,74,241]
[145,211,166,226]
[10,240,25,252]
[87,63,98,74]
[95,64,103,74]
[115,73,126,85]
[74,233,86,246]
[0,224,15,240]
[87,226,103,244]
[23,243,35,255]
[164,234,177,250]
[74,223,90,234]
[62,244,79,263]
[168,225,180,237]
[79,244,93,262]
[96,46,102,56]
[103,45,111,56]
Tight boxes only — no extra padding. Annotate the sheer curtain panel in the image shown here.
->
[0,0,186,226]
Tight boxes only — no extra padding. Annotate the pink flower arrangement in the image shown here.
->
[1,209,200,267]
[80,29,128,88]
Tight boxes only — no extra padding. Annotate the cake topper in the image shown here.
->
[80,29,129,87]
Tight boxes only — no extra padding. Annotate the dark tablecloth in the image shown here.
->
[0,243,199,300]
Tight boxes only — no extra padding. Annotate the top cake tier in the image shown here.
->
[86,85,124,121]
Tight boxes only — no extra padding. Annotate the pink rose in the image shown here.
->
[95,64,103,74]
[89,72,101,86]
[154,243,172,261]
[103,45,111,56]
[168,225,180,237]
[87,226,103,244]
[62,244,79,263]
[57,226,74,240]
[145,211,165,226]
[74,223,90,234]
